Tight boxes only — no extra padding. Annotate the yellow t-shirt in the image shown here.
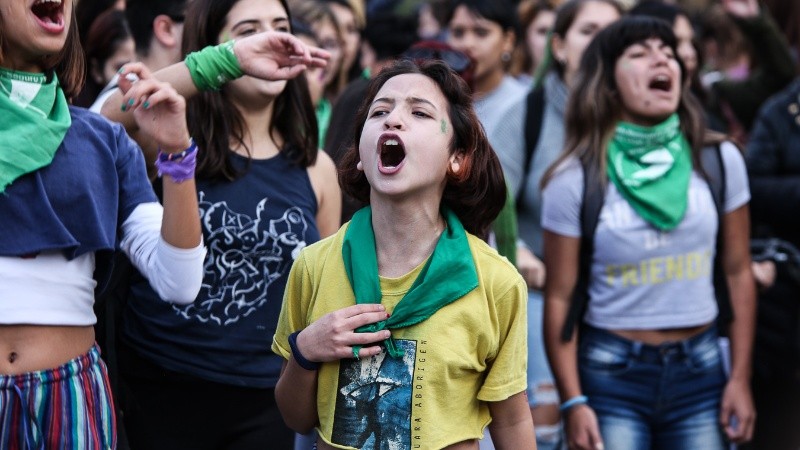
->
[272,224,528,450]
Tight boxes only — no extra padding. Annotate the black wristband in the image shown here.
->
[288,331,321,371]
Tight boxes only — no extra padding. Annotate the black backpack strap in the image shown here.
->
[516,85,546,210]
[561,160,605,342]
[700,143,733,336]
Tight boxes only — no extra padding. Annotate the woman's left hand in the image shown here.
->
[719,377,756,443]
[118,63,191,152]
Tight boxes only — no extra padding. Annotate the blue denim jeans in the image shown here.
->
[578,325,727,450]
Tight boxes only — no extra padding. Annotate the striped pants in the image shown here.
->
[0,345,116,450]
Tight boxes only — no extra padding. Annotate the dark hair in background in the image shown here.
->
[290,19,317,44]
[547,0,624,80]
[445,0,521,37]
[0,4,85,99]
[402,40,476,92]
[339,59,507,236]
[75,9,132,107]
[76,0,119,46]
[543,16,706,189]
[362,8,419,61]
[182,0,318,182]
[126,0,187,57]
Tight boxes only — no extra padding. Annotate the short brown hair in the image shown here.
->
[339,59,507,237]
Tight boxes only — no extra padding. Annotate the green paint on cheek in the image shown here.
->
[441,119,447,134]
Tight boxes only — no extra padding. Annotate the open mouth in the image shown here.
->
[378,134,406,169]
[648,74,672,92]
[31,0,65,29]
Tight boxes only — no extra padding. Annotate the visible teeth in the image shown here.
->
[34,0,60,4]
[385,139,399,146]
[655,75,669,81]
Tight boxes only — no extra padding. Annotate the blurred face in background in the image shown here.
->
[551,0,620,86]
[673,14,697,80]
[311,15,343,89]
[527,9,555,72]
[329,2,360,75]
[446,5,515,92]
[297,33,325,105]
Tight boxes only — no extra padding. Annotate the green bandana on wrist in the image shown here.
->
[343,206,479,358]
[0,68,71,193]
[184,40,245,91]
[607,114,692,231]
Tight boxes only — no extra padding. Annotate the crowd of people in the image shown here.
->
[2,0,799,449]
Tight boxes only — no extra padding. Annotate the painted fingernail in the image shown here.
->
[127,98,134,107]
[121,103,126,112]
[143,101,150,109]
[117,68,124,74]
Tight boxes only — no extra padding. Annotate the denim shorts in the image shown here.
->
[578,325,727,450]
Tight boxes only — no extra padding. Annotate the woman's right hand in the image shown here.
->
[565,404,605,450]
[118,63,191,153]
[233,31,330,81]
[296,304,391,362]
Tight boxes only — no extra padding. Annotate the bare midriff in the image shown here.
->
[610,322,712,346]
[0,325,95,374]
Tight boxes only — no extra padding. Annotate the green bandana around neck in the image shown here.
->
[607,114,692,231]
[342,206,479,358]
[0,68,71,193]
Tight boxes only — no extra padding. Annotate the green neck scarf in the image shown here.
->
[0,68,71,193]
[342,206,478,358]
[607,114,692,231]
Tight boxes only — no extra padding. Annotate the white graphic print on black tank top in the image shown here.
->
[172,192,309,325]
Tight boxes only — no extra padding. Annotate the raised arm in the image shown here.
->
[119,75,200,249]
[101,31,329,137]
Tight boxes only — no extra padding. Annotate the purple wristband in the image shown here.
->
[155,140,197,183]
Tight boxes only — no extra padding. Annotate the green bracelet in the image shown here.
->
[184,40,244,91]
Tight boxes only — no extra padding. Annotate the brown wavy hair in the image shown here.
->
[0,4,85,100]
[339,59,507,237]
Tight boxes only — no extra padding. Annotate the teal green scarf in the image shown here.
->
[342,206,478,358]
[607,114,692,231]
[0,68,71,193]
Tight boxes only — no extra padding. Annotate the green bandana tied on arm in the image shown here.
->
[342,206,479,358]
[607,114,692,231]
[184,40,244,91]
[0,68,71,193]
